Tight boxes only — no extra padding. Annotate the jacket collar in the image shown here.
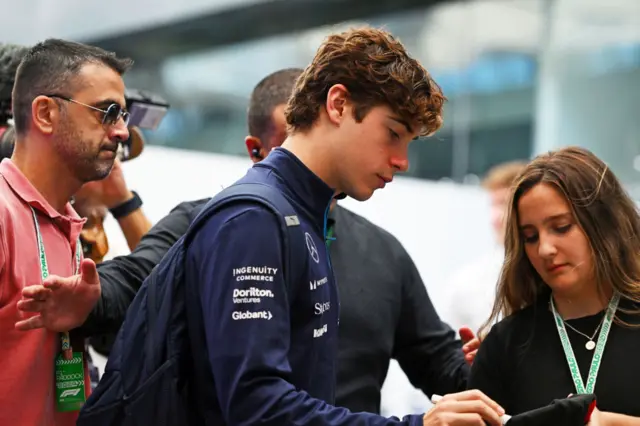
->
[254,147,336,229]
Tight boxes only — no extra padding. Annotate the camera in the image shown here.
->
[116,88,170,162]
[125,88,170,131]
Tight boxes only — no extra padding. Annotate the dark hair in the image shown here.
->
[248,68,303,141]
[12,38,133,135]
[0,125,15,160]
[0,43,29,125]
[480,146,640,336]
[286,27,446,137]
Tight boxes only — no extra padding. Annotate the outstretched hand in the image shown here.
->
[15,258,101,332]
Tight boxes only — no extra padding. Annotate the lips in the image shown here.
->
[547,264,568,273]
[101,144,118,153]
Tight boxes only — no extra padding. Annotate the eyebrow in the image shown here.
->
[519,212,573,228]
[95,98,126,109]
[388,115,413,133]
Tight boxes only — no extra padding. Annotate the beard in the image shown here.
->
[53,119,115,183]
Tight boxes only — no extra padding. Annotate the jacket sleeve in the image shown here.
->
[467,324,508,406]
[393,251,470,397]
[80,200,204,336]
[188,205,424,426]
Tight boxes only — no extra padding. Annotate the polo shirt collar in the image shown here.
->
[0,158,84,223]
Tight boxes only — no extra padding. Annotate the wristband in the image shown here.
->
[109,191,142,219]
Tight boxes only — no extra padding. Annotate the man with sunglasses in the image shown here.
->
[0,38,131,426]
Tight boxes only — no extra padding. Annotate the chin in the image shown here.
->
[86,161,114,182]
[546,276,582,297]
[347,188,375,202]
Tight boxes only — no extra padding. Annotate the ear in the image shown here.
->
[325,84,350,127]
[245,135,267,164]
[31,95,58,135]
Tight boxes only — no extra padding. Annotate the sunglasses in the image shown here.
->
[46,94,130,126]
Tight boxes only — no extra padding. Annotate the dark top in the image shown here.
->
[329,205,468,413]
[468,294,640,416]
[83,198,208,337]
[82,159,468,415]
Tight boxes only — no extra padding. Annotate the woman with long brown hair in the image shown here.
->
[468,146,640,423]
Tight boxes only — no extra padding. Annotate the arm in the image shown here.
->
[393,253,469,397]
[467,326,508,406]
[190,206,423,426]
[598,411,640,426]
[79,200,205,335]
[113,197,152,251]
[76,159,151,250]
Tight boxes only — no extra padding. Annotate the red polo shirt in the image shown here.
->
[0,159,89,425]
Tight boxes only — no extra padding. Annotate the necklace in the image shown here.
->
[563,315,605,351]
[550,292,620,394]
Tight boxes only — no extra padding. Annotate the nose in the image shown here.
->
[109,120,130,143]
[391,154,409,173]
[538,233,557,259]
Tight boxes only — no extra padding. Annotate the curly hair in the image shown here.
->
[285,27,445,137]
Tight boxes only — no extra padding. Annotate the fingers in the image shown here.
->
[440,390,505,417]
[22,285,52,300]
[462,338,480,354]
[425,411,485,426]
[80,258,99,285]
[432,400,502,426]
[16,298,47,313]
[43,277,63,290]
[441,400,504,426]
[441,412,486,426]
[459,326,475,344]
[464,350,477,365]
[15,314,44,331]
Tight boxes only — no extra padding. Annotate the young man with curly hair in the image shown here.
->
[191,27,502,426]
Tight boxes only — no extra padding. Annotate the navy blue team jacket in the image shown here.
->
[186,148,423,425]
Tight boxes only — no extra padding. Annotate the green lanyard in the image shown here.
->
[550,292,620,394]
[30,207,82,353]
[325,224,335,248]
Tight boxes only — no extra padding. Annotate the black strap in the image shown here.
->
[109,191,143,219]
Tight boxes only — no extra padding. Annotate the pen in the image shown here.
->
[430,394,512,424]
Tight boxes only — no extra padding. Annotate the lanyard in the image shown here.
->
[31,207,82,352]
[325,225,334,248]
[550,292,620,394]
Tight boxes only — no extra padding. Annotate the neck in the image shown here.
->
[280,130,339,194]
[11,138,80,214]
[552,284,613,320]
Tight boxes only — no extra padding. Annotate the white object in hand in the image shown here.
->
[430,394,512,424]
